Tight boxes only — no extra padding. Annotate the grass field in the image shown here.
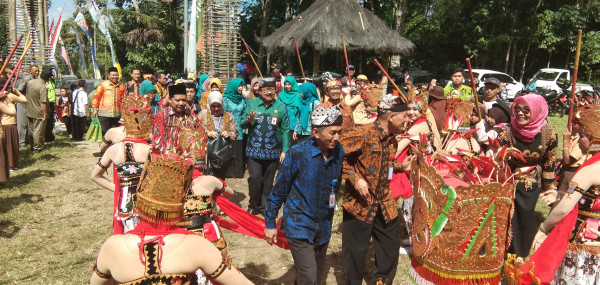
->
[0,114,568,284]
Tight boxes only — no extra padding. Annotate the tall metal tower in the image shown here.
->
[6,0,49,68]
[200,0,241,84]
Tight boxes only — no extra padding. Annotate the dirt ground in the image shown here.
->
[0,131,410,284]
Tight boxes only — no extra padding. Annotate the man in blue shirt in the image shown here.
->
[264,106,345,285]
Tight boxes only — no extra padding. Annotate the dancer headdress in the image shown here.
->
[120,94,153,139]
[408,147,515,283]
[408,88,429,115]
[135,153,193,225]
[574,104,600,151]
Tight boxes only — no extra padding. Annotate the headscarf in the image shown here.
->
[223,78,246,104]
[428,86,446,133]
[207,91,223,107]
[248,77,260,100]
[207,78,223,94]
[196,74,210,101]
[277,76,301,108]
[140,80,157,96]
[510,93,548,142]
[299,82,320,130]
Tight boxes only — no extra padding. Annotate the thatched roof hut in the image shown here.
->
[260,0,415,75]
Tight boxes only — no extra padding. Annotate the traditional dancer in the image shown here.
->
[91,94,153,234]
[90,153,252,285]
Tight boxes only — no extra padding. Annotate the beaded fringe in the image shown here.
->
[409,258,501,285]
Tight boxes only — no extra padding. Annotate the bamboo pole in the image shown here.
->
[293,37,305,82]
[568,30,583,131]
[341,35,351,86]
[241,38,263,78]
[0,34,24,75]
[466,58,482,121]
[2,38,34,92]
[374,59,408,102]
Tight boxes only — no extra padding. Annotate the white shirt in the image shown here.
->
[72,88,88,117]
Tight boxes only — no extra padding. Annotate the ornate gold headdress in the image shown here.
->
[574,104,600,150]
[120,94,153,139]
[135,154,193,225]
[408,156,514,284]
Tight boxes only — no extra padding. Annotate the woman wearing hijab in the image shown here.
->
[248,78,260,101]
[297,82,321,140]
[196,74,210,102]
[496,94,558,259]
[223,78,248,178]
[201,91,238,180]
[200,78,224,110]
[277,76,302,144]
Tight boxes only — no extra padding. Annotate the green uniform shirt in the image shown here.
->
[46,81,56,103]
[241,98,291,155]
[444,84,473,100]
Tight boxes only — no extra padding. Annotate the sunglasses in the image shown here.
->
[513,107,531,114]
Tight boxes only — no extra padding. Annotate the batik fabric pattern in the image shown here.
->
[341,120,402,224]
[265,138,344,245]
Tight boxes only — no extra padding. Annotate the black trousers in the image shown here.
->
[342,209,400,285]
[508,184,542,258]
[227,140,245,178]
[72,116,87,140]
[63,116,72,135]
[288,237,329,285]
[247,158,278,211]
[45,102,55,142]
[98,116,121,138]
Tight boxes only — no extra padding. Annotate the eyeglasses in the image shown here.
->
[261,87,276,92]
[514,107,531,114]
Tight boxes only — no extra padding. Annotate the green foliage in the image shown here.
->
[0,0,7,54]
[125,42,177,74]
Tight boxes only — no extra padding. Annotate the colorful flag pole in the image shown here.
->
[58,36,73,75]
[75,11,102,79]
[87,0,122,77]
[70,27,89,78]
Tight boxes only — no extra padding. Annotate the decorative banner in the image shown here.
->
[87,0,122,77]
[49,15,63,64]
[48,19,54,42]
[58,36,73,75]
[186,0,198,77]
[75,12,102,79]
[70,27,89,78]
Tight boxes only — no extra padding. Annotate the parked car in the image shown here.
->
[528,68,594,96]
[465,69,524,101]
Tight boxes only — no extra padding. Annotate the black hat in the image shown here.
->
[484,77,501,87]
[168,84,187,97]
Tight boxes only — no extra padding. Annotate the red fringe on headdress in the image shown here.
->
[410,257,501,285]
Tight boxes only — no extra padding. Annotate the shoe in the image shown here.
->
[402,238,411,247]
[399,246,413,255]
[247,208,259,215]
[9,168,14,172]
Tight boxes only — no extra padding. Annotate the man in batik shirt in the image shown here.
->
[264,105,344,285]
[317,80,355,134]
[124,68,142,96]
[341,94,414,285]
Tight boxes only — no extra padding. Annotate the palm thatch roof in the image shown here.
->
[260,0,415,55]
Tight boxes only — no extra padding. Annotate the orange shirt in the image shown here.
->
[92,80,125,118]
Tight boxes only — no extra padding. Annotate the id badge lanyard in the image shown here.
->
[329,180,338,208]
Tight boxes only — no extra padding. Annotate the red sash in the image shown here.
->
[519,151,600,284]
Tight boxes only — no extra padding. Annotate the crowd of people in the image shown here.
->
[1,61,600,284]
